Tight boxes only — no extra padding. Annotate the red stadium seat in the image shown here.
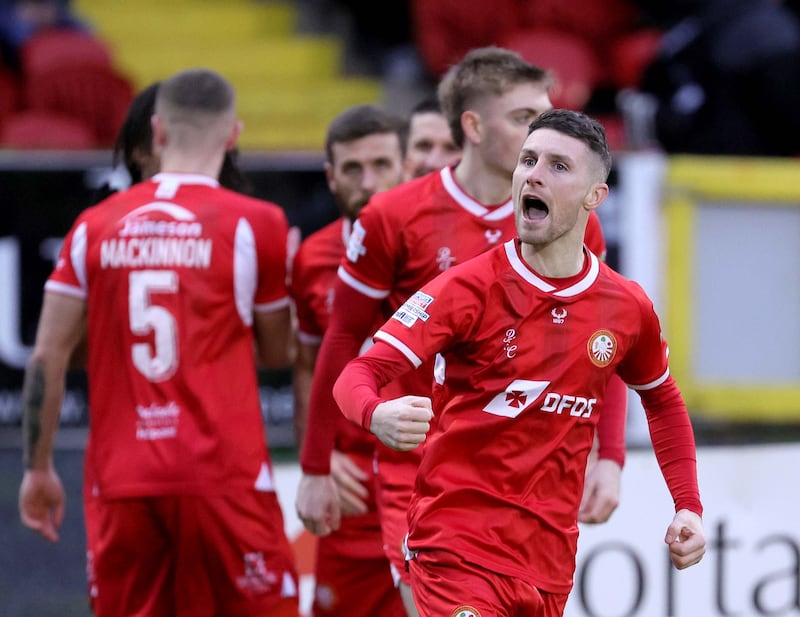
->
[20,28,113,76]
[0,65,22,128]
[23,65,134,146]
[0,110,97,149]
[499,28,602,111]
[609,28,663,90]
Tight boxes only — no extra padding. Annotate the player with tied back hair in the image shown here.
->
[19,68,300,617]
[333,109,706,616]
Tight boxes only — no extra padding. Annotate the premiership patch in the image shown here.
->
[392,291,434,327]
[587,330,617,367]
[451,607,481,617]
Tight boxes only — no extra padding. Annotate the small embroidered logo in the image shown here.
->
[485,229,503,244]
[436,246,457,270]
[551,306,567,324]
[503,328,517,358]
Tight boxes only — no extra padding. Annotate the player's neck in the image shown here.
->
[452,156,511,206]
[159,151,225,182]
[519,234,587,279]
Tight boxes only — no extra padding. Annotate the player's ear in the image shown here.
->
[323,161,336,193]
[225,120,243,150]
[151,114,167,157]
[460,110,481,145]
[584,182,609,211]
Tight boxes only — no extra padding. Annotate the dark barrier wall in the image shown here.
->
[0,151,337,448]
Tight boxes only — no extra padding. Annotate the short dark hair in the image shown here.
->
[324,104,406,163]
[409,96,442,117]
[528,109,612,181]
[156,68,235,118]
[115,78,250,192]
[438,46,551,148]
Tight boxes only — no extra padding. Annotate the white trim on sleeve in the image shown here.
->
[254,296,290,313]
[373,331,422,368]
[628,367,671,391]
[337,266,390,299]
[44,280,86,299]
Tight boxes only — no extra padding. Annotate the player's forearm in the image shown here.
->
[21,354,66,471]
[639,376,703,516]
[254,306,292,368]
[333,342,414,430]
[292,343,318,446]
[333,360,385,430]
[300,280,384,474]
[299,328,365,474]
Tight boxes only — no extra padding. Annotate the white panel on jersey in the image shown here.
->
[70,222,88,291]
[233,218,257,326]
[254,461,275,492]
[482,379,550,418]
[433,353,446,385]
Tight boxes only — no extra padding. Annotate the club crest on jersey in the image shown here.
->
[345,220,367,263]
[451,606,481,617]
[436,246,457,271]
[551,306,567,324]
[392,291,434,327]
[588,330,617,367]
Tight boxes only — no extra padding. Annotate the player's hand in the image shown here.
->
[330,450,369,516]
[370,396,433,451]
[19,468,65,543]
[296,474,341,536]
[578,458,621,524]
[665,509,706,569]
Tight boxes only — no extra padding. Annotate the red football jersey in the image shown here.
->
[374,239,669,593]
[290,218,350,346]
[331,165,606,467]
[340,165,605,390]
[47,173,290,499]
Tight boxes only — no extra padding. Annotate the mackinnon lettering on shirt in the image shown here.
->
[100,236,213,269]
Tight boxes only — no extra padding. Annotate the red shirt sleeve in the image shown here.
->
[638,376,703,516]
[298,278,383,474]
[333,341,414,430]
[596,374,627,467]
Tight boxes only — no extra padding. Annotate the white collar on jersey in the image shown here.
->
[151,172,219,188]
[151,172,219,199]
[440,166,514,222]
[504,239,600,297]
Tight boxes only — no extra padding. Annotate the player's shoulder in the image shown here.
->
[298,217,343,248]
[434,241,505,288]
[75,184,140,223]
[293,219,342,268]
[219,188,286,218]
[365,170,443,216]
[597,262,653,307]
